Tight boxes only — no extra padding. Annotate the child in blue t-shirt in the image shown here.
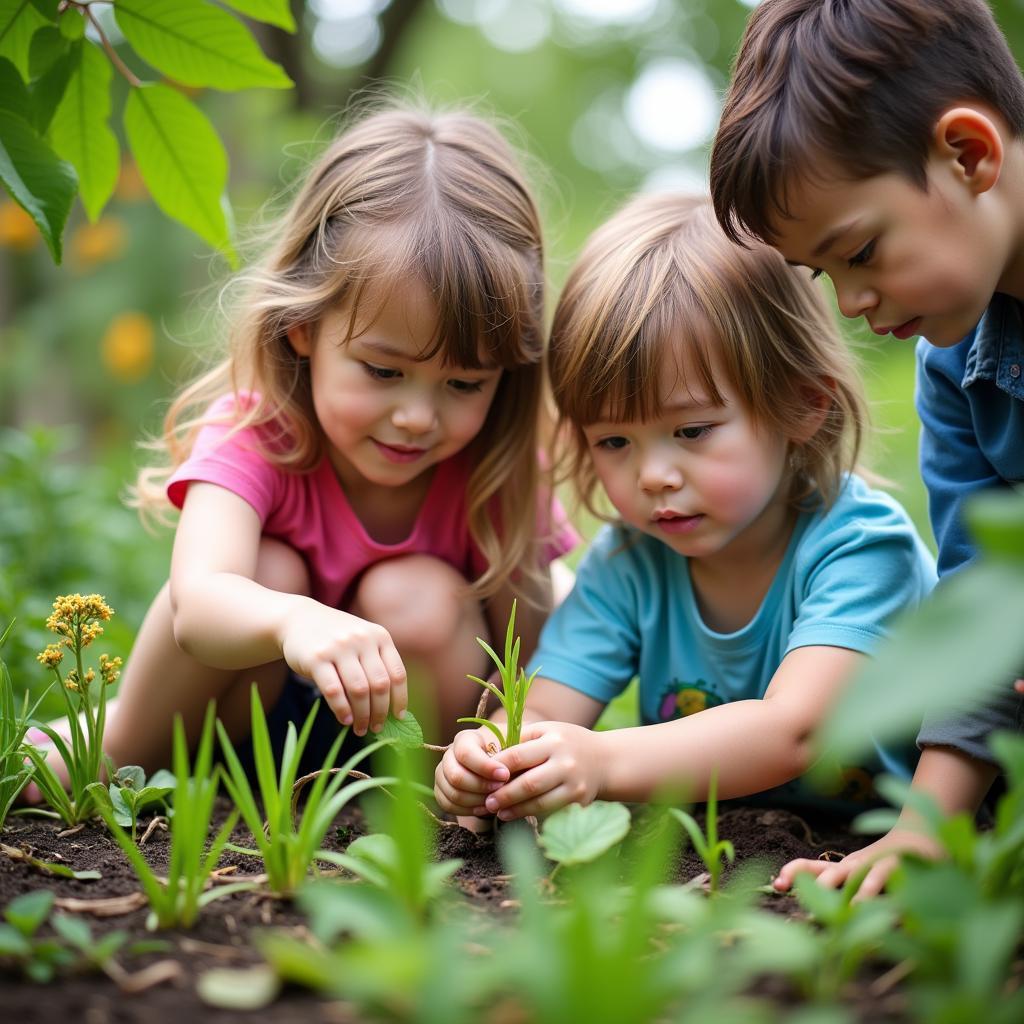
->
[710,0,1024,897]
[434,194,935,820]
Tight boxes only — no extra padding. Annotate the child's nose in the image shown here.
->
[392,397,437,434]
[835,278,877,320]
[638,454,683,493]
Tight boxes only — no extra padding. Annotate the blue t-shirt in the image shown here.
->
[528,474,936,807]
[914,293,1024,761]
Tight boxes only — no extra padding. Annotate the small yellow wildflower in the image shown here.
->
[45,594,114,646]
[37,644,65,669]
[101,312,154,383]
[99,653,122,686]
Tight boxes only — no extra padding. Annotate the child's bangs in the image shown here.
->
[325,214,540,372]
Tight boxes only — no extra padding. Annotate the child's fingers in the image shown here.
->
[434,769,489,812]
[337,654,371,735]
[439,751,498,798]
[359,650,392,734]
[381,644,408,719]
[771,857,831,892]
[490,780,575,822]
[311,664,353,727]
[453,732,509,781]
[492,736,550,776]
[483,763,560,815]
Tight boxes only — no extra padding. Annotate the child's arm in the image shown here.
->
[773,745,998,899]
[481,645,862,820]
[169,483,407,734]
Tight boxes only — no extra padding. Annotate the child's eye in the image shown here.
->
[848,239,875,269]
[363,362,400,381]
[594,436,629,451]
[676,425,711,441]
[448,378,486,394]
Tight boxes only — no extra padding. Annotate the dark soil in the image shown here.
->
[0,799,902,1023]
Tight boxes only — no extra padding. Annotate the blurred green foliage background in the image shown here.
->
[5,0,1024,699]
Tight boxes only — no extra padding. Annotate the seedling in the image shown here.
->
[24,594,121,825]
[457,599,539,749]
[669,772,735,895]
[104,765,176,842]
[216,684,398,896]
[0,622,47,828]
[88,704,246,930]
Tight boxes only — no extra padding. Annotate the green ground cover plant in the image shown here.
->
[87,704,246,930]
[0,623,40,828]
[102,764,175,842]
[216,684,400,896]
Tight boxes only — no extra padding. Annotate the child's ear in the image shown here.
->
[791,383,831,444]
[286,323,313,357]
[932,106,1003,195]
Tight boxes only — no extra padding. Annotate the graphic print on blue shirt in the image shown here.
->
[656,678,724,722]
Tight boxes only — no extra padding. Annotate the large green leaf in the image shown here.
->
[0,56,28,116]
[48,39,117,222]
[218,0,296,32]
[538,800,632,865]
[0,0,50,79]
[966,489,1024,563]
[0,107,75,261]
[124,83,236,263]
[114,0,291,91]
[820,558,1024,761]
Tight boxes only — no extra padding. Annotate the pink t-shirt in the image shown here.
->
[166,395,578,608]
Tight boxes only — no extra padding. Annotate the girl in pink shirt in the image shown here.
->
[70,105,575,774]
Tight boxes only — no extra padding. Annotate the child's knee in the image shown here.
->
[353,555,477,654]
[255,537,310,596]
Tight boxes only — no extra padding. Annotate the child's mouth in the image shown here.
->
[373,440,429,463]
[652,511,704,534]
[876,317,922,340]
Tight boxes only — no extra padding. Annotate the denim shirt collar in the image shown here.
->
[962,292,1024,398]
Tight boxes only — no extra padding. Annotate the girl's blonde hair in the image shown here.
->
[548,192,868,520]
[135,103,547,599]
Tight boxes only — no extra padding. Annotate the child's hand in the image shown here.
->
[434,726,509,815]
[482,721,604,821]
[280,600,407,736]
[772,827,944,901]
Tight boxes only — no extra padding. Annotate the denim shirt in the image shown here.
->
[915,293,1024,763]
[915,292,1024,578]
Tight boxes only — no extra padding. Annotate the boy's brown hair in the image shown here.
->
[710,0,1024,246]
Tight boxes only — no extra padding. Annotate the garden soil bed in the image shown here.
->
[0,799,907,1023]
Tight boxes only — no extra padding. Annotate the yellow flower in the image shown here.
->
[69,216,127,270]
[99,653,122,686]
[0,200,38,251]
[37,644,65,669]
[101,312,154,382]
[45,594,114,648]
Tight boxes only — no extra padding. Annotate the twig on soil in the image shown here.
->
[869,958,917,997]
[57,823,86,838]
[138,815,167,845]
[54,892,148,916]
[102,958,184,994]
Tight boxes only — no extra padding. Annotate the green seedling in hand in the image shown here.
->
[457,599,539,749]
[88,704,246,930]
[216,684,399,897]
[669,772,735,895]
[24,594,121,825]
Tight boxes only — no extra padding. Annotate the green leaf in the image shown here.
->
[27,24,64,76]
[820,558,1024,761]
[966,489,1024,563]
[113,765,147,790]
[197,965,281,1010]
[538,800,631,865]
[51,912,91,949]
[0,108,76,261]
[114,0,292,91]
[124,83,235,262]
[29,0,58,18]
[378,709,423,748]
[218,0,296,32]
[0,56,28,116]
[28,44,72,133]
[0,923,31,955]
[4,888,53,935]
[0,0,50,79]
[56,5,84,41]
[48,39,117,221]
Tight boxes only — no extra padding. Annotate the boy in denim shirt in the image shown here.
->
[709,0,1024,896]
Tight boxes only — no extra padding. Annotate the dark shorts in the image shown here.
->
[227,672,367,783]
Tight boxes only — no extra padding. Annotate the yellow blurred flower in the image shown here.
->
[0,200,38,251]
[99,653,122,686]
[37,643,65,669]
[101,312,155,382]
[70,216,127,269]
[115,158,148,202]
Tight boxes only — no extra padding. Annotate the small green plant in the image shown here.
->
[457,599,539,749]
[23,594,121,825]
[0,622,47,829]
[669,772,735,895]
[537,800,632,879]
[216,685,399,897]
[87,704,245,930]
[104,765,176,842]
